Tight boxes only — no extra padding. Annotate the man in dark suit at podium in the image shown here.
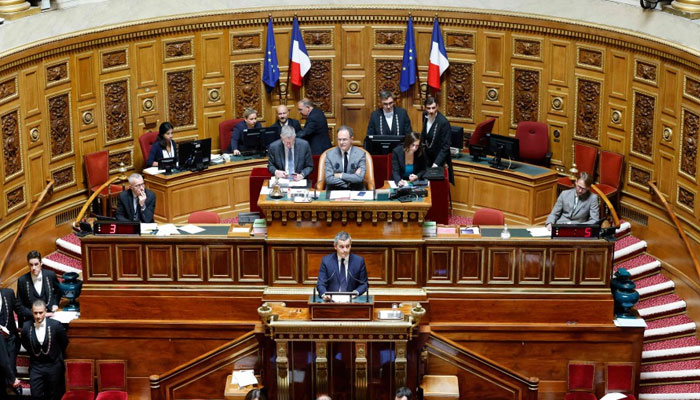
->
[296,98,332,155]
[316,231,368,301]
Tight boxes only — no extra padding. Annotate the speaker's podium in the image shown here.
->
[257,299,426,400]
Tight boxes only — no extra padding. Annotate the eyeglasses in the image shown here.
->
[382,101,394,106]
[131,183,145,188]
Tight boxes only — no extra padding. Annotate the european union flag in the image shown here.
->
[399,16,417,92]
[262,17,280,91]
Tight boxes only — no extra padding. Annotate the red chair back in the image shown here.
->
[606,363,635,394]
[97,360,127,392]
[574,143,598,177]
[599,150,623,189]
[472,208,505,226]
[187,211,221,224]
[515,121,549,165]
[567,362,595,392]
[138,131,159,165]
[371,154,391,187]
[470,118,496,146]
[249,167,272,215]
[65,359,95,391]
[308,154,321,187]
[84,150,110,190]
[219,118,244,152]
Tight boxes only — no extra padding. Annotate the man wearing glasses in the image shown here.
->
[116,173,156,223]
[366,90,412,138]
[546,172,600,230]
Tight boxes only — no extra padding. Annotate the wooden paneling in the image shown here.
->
[146,245,174,281]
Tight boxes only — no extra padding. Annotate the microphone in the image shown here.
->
[347,268,368,299]
[318,269,336,300]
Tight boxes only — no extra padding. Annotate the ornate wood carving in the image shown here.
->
[575,79,601,141]
[109,149,133,173]
[445,62,473,120]
[305,60,332,114]
[679,186,695,210]
[632,92,655,158]
[375,60,402,104]
[0,78,16,101]
[630,166,651,188]
[232,33,260,51]
[514,39,540,57]
[578,48,603,68]
[101,50,127,69]
[685,77,700,100]
[512,68,540,124]
[48,93,72,159]
[51,165,75,189]
[446,32,474,50]
[46,63,68,83]
[304,30,332,46]
[233,63,262,120]
[104,79,131,143]
[636,61,657,83]
[167,69,195,128]
[681,109,699,179]
[2,110,22,180]
[165,40,192,58]
[6,186,24,211]
[375,30,403,46]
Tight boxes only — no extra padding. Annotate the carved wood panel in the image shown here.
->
[680,108,699,180]
[50,165,75,190]
[45,61,69,86]
[426,247,453,284]
[578,47,603,70]
[511,68,540,125]
[0,77,17,103]
[374,59,402,104]
[231,32,261,53]
[629,164,652,190]
[237,245,264,283]
[513,38,541,59]
[678,186,695,211]
[305,59,333,115]
[101,49,128,71]
[1,109,23,181]
[5,185,24,213]
[164,38,194,61]
[445,31,474,51]
[635,60,657,84]
[457,247,484,284]
[632,91,655,160]
[445,61,474,121]
[374,29,403,47]
[48,93,73,160]
[108,149,133,173]
[574,78,601,142]
[685,76,700,103]
[103,79,132,144]
[166,68,195,129]
[303,29,333,47]
[232,62,262,121]
[207,245,234,282]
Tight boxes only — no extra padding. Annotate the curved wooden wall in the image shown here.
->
[1,7,700,283]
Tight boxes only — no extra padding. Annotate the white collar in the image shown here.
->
[32,271,43,283]
[34,318,46,330]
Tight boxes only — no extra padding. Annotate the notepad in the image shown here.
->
[179,224,205,234]
[329,190,351,200]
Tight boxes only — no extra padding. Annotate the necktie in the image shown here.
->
[339,258,347,292]
[286,148,294,176]
[133,196,139,221]
[343,151,349,173]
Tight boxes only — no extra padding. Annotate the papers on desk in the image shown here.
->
[51,311,79,324]
[388,181,398,189]
[231,370,258,388]
[268,178,308,188]
[351,190,374,201]
[331,294,352,303]
[210,154,224,164]
[329,190,351,200]
[600,394,630,400]
[179,224,205,234]
[527,227,551,237]
[260,186,271,195]
[155,224,180,236]
[143,166,165,175]
[140,223,158,234]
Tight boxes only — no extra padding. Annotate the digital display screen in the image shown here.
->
[94,222,140,235]
[551,225,600,239]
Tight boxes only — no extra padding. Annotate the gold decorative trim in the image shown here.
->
[663,126,673,142]
[50,164,76,191]
[347,80,360,94]
[82,110,94,125]
[142,97,155,112]
[29,127,39,142]
[137,92,158,117]
[551,96,563,111]
[611,109,622,125]
[486,87,499,101]
[207,87,221,103]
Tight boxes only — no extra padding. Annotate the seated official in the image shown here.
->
[316,231,368,300]
[270,105,302,133]
[421,96,454,184]
[116,173,156,223]
[324,125,366,191]
[297,98,332,155]
[546,172,600,230]
[392,132,427,187]
[366,90,412,137]
[267,125,314,181]
[229,108,262,155]
[146,121,176,167]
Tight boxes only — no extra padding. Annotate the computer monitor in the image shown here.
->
[240,127,279,156]
[486,133,519,170]
[364,135,405,155]
[178,138,211,171]
[450,126,465,150]
[159,157,176,174]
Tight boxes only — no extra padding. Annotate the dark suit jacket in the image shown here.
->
[145,139,177,167]
[366,106,412,136]
[230,120,263,152]
[421,111,454,184]
[21,318,68,365]
[270,118,303,133]
[0,288,20,383]
[17,270,62,328]
[115,189,156,223]
[298,108,332,155]
[391,145,427,183]
[267,138,314,178]
[316,253,368,296]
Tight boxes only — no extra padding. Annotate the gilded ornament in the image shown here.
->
[347,80,359,94]
[486,88,499,101]
[142,98,154,112]
[29,127,39,142]
[81,111,94,125]
[207,88,221,102]
[552,97,563,111]
[611,110,622,124]
[663,127,672,141]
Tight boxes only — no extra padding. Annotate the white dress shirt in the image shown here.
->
[384,111,394,131]
[35,319,47,344]
[336,256,349,281]
[32,272,43,296]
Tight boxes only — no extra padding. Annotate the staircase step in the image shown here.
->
[614,236,647,261]
[634,274,675,299]
[643,337,700,362]
[637,294,686,319]
[615,254,661,279]
[16,355,28,375]
[42,251,82,276]
[616,221,631,237]
[644,315,697,340]
[641,359,700,384]
[56,233,81,258]
[640,383,700,399]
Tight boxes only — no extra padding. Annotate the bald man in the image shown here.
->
[270,105,302,133]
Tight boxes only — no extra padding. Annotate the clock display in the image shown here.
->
[94,222,141,235]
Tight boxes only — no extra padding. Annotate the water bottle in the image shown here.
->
[500,223,511,239]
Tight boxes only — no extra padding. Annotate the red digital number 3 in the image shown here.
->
[109,224,117,234]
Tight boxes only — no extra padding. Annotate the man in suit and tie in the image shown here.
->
[115,173,156,223]
[296,98,332,155]
[316,231,368,301]
[421,96,454,184]
[366,90,412,137]
[546,172,600,230]
[21,299,68,400]
[17,251,62,329]
[267,125,314,182]
[270,105,303,133]
[0,286,21,396]
[323,125,367,191]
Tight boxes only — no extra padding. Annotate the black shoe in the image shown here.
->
[12,386,21,396]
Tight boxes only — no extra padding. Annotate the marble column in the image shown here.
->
[664,0,700,19]
[0,0,39,20]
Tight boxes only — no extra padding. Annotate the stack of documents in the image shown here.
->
[423,221,437,237]
[527,227,551,237]
[231,369,258,388]
[252,219,267,237]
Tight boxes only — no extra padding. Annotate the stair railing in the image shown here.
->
[0,179,55,276]
[648,180,700,281]
[590,184,621,227]
[73,165,128,227]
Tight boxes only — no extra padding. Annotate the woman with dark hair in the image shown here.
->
[146,122,176,167]
[391,131,427,187]
[244,388,267,400]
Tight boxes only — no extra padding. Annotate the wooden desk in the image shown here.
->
[144,157,267,223]
[451,154,558,225]
[257,183,432,239]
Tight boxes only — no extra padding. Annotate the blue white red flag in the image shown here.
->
[427,17,449,90]
[289,16,311,87]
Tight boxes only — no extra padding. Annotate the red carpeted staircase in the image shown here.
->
[613,222,700,399]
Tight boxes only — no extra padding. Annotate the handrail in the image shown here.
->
[648,180,700,281]
[0,179,55,276]
[73,175,125,227]
[590,184,621,227]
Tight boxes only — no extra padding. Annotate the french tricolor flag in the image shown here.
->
[289,16,311,87]
[427,17,449,90]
